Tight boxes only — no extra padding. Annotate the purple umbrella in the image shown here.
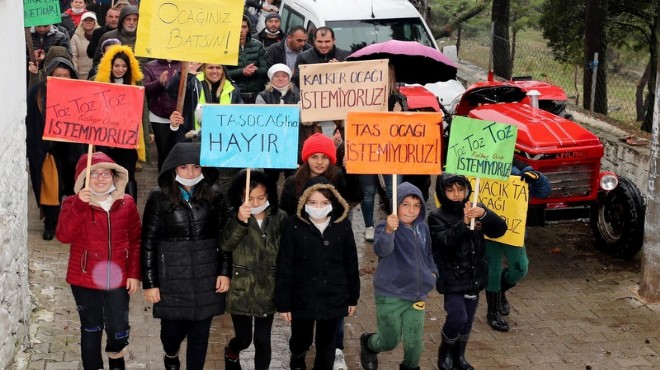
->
[346,40,458,84]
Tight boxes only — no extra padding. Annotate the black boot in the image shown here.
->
[225,345,241,370]
[500,268,516,316]
[399,364,420,370]
[453,334,474,370]
[290,351,306,370]
[437,332,456,370]
[164,353,180,370]
[486,291,510,332]
[360,333,379,370]
[108,357,125,370]
[125,180,138,202]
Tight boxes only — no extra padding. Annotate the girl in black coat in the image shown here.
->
[141,142,231,370]
[276,177,360,370]
[428,173,507,370]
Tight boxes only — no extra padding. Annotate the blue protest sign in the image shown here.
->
[200,104,300,169]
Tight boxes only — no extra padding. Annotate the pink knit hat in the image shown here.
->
[301,133,337,164]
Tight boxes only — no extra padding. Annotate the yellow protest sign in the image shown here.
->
[467,175,529,247]
[345,111,443,175]
[300,60,388,122]
[134,0,244,65]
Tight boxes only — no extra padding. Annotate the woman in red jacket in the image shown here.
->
[56,152,141,370]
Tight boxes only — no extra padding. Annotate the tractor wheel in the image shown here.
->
[590,176,645,259]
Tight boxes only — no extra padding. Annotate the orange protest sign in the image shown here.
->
[43,78,144,149]
[345,111,443,175]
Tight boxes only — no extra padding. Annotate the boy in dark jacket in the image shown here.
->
[360,182,439,370]
[428,173,507,370]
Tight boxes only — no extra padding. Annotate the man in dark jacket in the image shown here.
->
[292,26,350,86]
[265,25,311,73]
[225,16,268,104]
[93,4,139,65]
[256,13,284,48]
[86,5,120,58]
[29,25,71,70]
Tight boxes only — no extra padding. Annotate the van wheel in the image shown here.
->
[590,176,645,259]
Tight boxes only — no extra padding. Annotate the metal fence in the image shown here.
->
[444,24,647,125]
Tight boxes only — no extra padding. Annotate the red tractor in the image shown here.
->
[447,77,646,258]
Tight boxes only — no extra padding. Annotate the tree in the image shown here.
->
[510,0,543,72]
[491,0,512,79]
[431,0,491,38]
[583,0,608,114]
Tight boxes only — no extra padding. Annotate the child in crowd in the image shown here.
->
[220,170,289,370]
[428,174,507,370]
[56,152,141,370]
[276,177,360,370]
[360,182,438,370]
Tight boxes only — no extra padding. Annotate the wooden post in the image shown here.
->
[175,61,190,113]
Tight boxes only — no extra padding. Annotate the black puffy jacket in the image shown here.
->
[141,143,231,320]
[428,174,507,295]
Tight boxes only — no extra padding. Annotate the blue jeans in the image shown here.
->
[442,293,479,338]
[359,175,401,227]
[70,285,130,370]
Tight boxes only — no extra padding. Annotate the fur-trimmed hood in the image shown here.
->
[295,177,349,224]
[73,152,128,202]
[94,44,143,84]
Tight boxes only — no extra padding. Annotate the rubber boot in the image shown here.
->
[290,351,306,370]
[164,353,180,370]
[486,291,510,332]
[125,180,138,202]
[108,357,125,370]
[453,334,474,370]
[399,364,420,370]
[225,345,241,370]
[437,332,456,370]
[500,268,516,316]
[360,333,379,370]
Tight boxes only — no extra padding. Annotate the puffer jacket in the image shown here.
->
[373,182,438,302]
[57,152,141,290]
[220,207,289,317]
[225,37,268,95]
[255,83,300,104]
[428,174,507,295]
[141,142,231,320]
[275,177,360,320]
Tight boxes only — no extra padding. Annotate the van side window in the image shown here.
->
[281,5,305,33]
[307,22,317,43]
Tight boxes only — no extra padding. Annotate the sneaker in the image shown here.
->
[365,226,375,242]
[333,348,347,370]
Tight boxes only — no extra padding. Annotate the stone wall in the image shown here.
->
[0,1,30,368]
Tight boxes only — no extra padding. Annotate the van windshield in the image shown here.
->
[326,18,436,53]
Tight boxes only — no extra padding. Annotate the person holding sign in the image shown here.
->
[141,142,231,370]
[26,56,86,240]
[94,44,151,201]
[276,177,360,370]
[484,164,551,332]
[428,174,507,370]
[360,182,438,370]
[220,170,289,370]
[55,152,141,370]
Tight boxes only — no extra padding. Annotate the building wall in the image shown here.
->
[0,1,30,368]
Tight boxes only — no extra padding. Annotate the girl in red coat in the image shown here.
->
[56,152,141,370]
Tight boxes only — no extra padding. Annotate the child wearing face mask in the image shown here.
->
[276,176,360,370]
[56,152,141,370]
[219,170,289,370]
[141,142,231,370]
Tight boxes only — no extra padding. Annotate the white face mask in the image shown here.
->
[91,184,116,196]
[305,204,332,220]
[250,200,270,215]
[176,173,204,187]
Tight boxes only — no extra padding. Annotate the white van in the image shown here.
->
[279,0,438,53]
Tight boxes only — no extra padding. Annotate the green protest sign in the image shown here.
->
[24,0,61,28]
[445,116,518,181]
